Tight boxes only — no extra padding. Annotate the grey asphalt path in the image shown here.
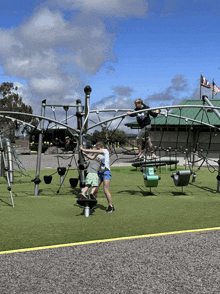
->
[17,153,138,170]
[16,152,186,171]
[1,229,220,293]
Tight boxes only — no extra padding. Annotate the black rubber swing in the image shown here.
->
[44,175,52,184]
[69,178,79,188]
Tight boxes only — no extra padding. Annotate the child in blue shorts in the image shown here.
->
[80,142,114,213]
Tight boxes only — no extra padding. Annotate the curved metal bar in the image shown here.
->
[88,109,132,114]
[88,105,220,115]
[86,105,220,132]
[164,113,218,130]
[1,105,219,134]
[0,111,80,134]
[0,115,41,131]
[48,114,77,129]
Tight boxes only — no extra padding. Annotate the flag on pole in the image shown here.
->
[212,81,220,95]
[201,75,211,88]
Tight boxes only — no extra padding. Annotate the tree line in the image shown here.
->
[0,82,38,142]
[85,129,128,147]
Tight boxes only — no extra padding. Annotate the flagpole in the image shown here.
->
[212,77,214,99]
[200,72,202,99]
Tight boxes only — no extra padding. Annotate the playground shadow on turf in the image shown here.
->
[117,187,157,197]
[189,183,217,194]
[117,189,142,195]
[138,186,157,196]
[140,191,156,196]
[95,203,106,211]
[74,202,106,216]
[171,191,187,196]
[0,198,13,207]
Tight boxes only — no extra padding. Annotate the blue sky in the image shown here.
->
[0,0,220,119]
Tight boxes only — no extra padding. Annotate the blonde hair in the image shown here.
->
[134,98,143,105]
[96,141,105,148]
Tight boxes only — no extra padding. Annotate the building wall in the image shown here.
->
[150,129,220,152]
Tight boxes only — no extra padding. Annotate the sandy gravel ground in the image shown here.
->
[1,230,220,293]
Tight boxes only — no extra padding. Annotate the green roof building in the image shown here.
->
[125,99,220,161]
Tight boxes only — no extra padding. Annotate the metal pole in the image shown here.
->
[169,146,171,171]
[217,153,220,192]
[76,99,85,188]
[34,99,46,196]
[175,149,177,170]
[200,73,202,99]
[202,95,220,119]
[192,171,196,183]
[5,139,14,184]
[60,176,64,186]
[0,135,14,207]
[1,145,5,177]
[63,106,69,125]
[77,86,92,189]
[84,86,92,133]
[212,78,214,100]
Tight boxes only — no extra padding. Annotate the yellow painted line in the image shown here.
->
[1,226,220,255]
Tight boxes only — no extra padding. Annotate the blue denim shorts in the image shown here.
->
[98,170,111,181]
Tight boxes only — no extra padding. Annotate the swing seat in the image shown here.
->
[44,175,52,184]
[57,167,66,176]
[69,178,78,188]
[171,170,191,187]
[142,167,160,188]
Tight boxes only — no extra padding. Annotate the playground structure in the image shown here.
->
[0,134,32,208]
[1,88,220,211]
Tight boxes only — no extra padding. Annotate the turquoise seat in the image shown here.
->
[142,167,160,188]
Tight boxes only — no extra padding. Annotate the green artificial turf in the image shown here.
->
[1,166,220,252]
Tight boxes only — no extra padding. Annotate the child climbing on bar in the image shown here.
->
[79,149,104,200]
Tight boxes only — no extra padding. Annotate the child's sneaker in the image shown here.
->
[90,193,96,200]
[106,205,115,213]
[79,193,87,199]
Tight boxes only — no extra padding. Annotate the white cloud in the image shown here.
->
[50,0,148,18]
[0,0,148,115]
[4,49,61,79]
[0,29,21,53]
[17,9,77,48]
[13,81,31,106]
[0,8,117,86]
[29,76,67,94]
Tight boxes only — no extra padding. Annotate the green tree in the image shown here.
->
[0,82,38,142]
[0,82,17,96]
[108,129,128,146]
[86,128,128,147]
[86,129,107,145]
